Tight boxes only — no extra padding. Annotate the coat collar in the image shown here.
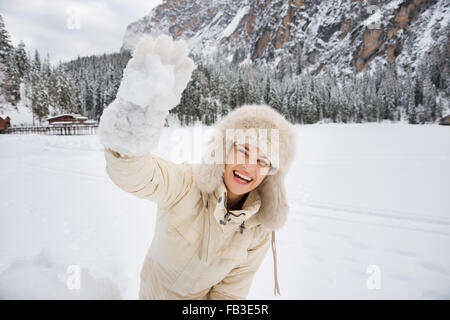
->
[211,181,262,232]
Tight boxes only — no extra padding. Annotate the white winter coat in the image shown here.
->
[105,147,276,299]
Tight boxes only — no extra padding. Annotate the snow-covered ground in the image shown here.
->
[0,123,449,299]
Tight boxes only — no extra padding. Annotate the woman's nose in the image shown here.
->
[242,163,258,174]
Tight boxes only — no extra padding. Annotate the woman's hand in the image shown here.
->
[116,34,195,110]
[98,34,195,157]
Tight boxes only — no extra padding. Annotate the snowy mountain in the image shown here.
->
[121,0,449,75]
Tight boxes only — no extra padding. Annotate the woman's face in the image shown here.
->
[223,142,271,195]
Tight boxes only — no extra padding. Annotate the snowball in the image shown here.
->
[98,34,195,157]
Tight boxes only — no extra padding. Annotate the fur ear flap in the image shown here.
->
[192,133,233,195]
[192,163,223,194]
[256,173,289,230]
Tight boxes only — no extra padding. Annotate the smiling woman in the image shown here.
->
[99,35,297,299]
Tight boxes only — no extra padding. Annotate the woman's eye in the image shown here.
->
[258,159,270,167]
[258,159,269,167]
[237,147,246,154]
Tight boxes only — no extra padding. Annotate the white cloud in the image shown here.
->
[1,0,162,64]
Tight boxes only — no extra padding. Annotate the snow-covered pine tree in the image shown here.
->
[0,15,13,62]
[0,15,17,105]
[422,71,438,123]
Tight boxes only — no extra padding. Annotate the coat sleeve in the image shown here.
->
[104,146,193,210]
[207,229,272,300]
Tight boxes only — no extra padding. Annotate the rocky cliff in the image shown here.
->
[121,0,449,75]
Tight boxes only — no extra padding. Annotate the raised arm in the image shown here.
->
[98,34,195,158]
[97,35,195,208]
[103,146,193,210]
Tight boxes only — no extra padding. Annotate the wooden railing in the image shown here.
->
[0,125,98,135]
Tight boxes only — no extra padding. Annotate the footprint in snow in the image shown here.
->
[419,261,449,276]
[390,248,417,258]
[346,239,371,250]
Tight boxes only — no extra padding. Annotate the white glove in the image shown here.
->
[98,34,195,157]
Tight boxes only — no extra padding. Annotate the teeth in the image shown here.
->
[234,170,252,182]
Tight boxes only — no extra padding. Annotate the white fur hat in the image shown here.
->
[193,104,296,230]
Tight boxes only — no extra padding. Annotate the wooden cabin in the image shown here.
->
[45,114,88,125]
[0,115,11,130]
[439,115,450,126]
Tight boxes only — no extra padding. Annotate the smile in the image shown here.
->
[233,170,253,184]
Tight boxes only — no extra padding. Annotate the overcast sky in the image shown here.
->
[1,0,162,64]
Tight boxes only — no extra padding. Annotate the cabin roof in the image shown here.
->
[45,114,88,121]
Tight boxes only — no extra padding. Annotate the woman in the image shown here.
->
[99,35,296,299]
